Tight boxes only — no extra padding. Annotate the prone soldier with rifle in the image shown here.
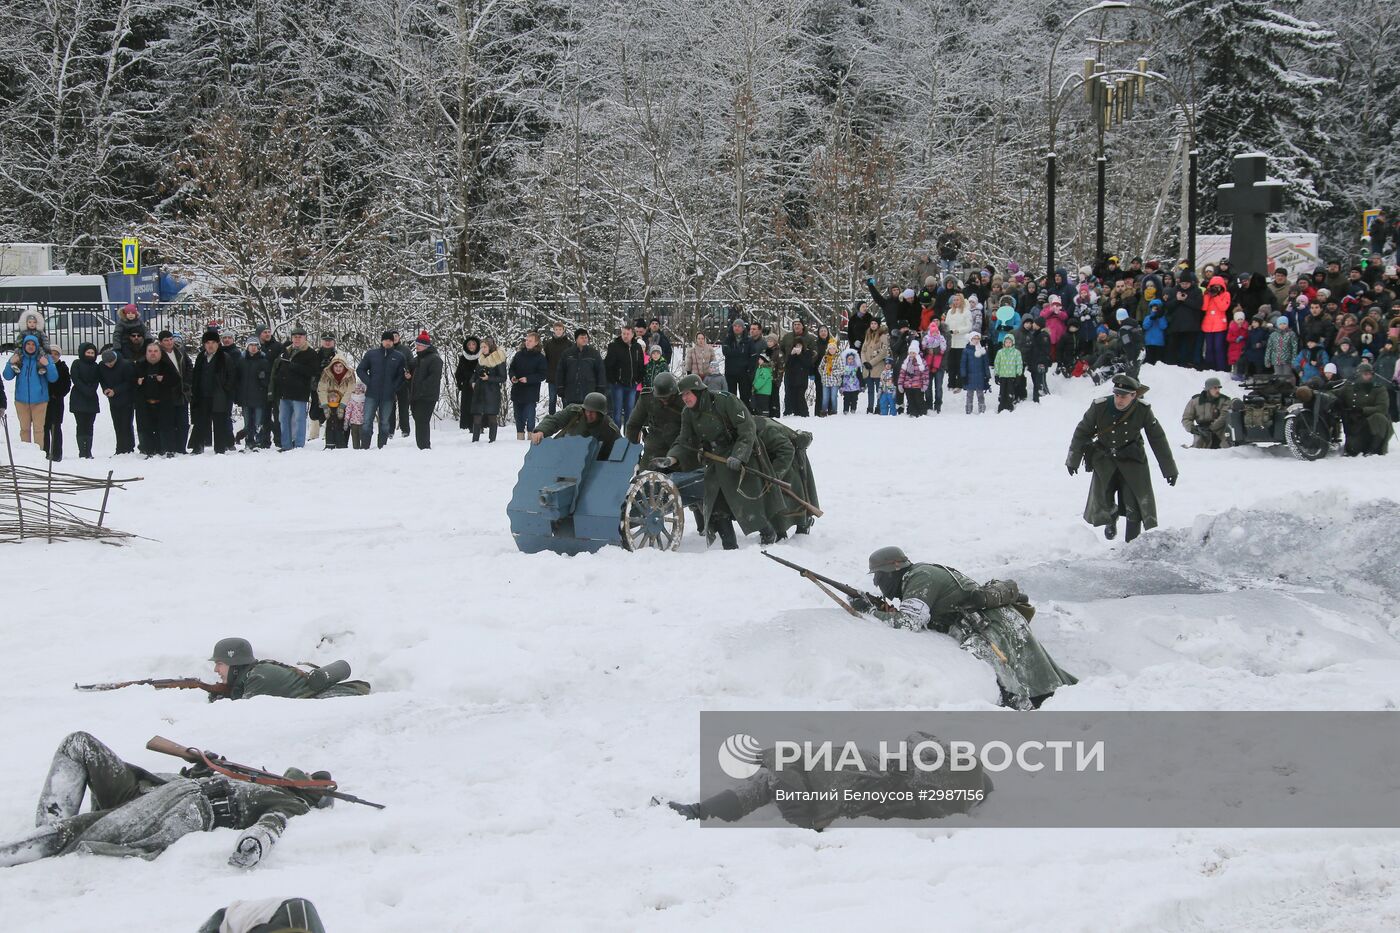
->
[74,638,371,701]
[765,548,1076,709]
[0,732,381,868]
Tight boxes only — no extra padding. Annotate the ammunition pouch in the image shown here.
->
[972,580,1023,610]
[201,778,241,830]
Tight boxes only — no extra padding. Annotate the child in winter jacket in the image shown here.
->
[898,342,929,417]
[1245,316,1269,375]
[1226,310,1249,380]
[1332,337,1361,380]
[15,310,52,354]
[346,382,367,449]
[1265,317,1298,380]
[1294,338,1329,384]
[817,338,841,416]
[1143,300,1170,364]
[960,332,990,414]
[643,345,668,389]
[993,334,1023,413]
[752,353,774,412]
[839,348,862,413]
[922,321,947,414]
[877,358,897,415]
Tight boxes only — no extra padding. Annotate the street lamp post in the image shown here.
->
[1044,3,1197,278]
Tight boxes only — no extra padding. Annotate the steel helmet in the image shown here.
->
[583,392,608,414]
[676,374,706,393]
[868,546,912,573]
[209,637,255,666]
[653,371,679,399]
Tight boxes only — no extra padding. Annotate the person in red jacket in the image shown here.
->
[1201,275,1232,371]
[1226,310,1250,380]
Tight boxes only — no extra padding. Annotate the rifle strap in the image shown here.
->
[195,749,337,793]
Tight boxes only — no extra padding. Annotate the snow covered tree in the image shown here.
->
[1163,0,1337,230]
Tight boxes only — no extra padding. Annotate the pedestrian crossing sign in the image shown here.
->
[122,237,140,275]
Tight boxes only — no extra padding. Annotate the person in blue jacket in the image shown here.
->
[960,332,992,415]
[354,331,405,448]
[1142,299,1169,365]
[3,333,58,443]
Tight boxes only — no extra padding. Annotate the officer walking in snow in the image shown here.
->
[1066,374,1178,542]
[851,547,1076,710]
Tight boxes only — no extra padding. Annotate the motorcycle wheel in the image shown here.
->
[1284,410,1330,461]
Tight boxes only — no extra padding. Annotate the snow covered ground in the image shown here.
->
[3,361,1399,932]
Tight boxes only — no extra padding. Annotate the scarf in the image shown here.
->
[479,348,506,369]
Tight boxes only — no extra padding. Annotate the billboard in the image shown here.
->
[1195,232,1320,278]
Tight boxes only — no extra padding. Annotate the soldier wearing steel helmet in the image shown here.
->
[530,391,621,458]
[625,372,695,470]
[850,547,1076,709]
[1066,373,1178,542]
[659,374,787,549]
[209,638,370,701]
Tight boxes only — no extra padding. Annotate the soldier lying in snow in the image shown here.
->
[0,733,329,868]
[209,638,371,700]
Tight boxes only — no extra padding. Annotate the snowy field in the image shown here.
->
[3,361,1400,932]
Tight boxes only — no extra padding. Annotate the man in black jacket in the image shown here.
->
[272,327,320,451]
[558,328,606,405]
[390,330,414,437]
[42,346,72,462]
[190,331,238,454]
[238,338,272,449]
[97,349,136,454]
[721,319,753,397]
[604,324,646,426]
[542,322,572,415]
[307,333,338,442]
[405,331,442,450]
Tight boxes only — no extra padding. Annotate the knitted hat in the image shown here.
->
[901,288,916,299]
[415,330,432,345]
[1116,308,1129,321]
[101,349,117,363]
[1323,362,1337,374]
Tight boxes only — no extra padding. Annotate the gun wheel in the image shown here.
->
[621,471,684,552]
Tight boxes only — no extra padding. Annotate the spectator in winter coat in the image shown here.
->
[390,330,414,437]
[993,335,1023,413]
[1332,338,1362,380]
[817,338,841,416]
[272,329,320,450]
[97,349,136,454]
[134,340,184,456]
[316,357,356,449]
[355,331,407,449]
[922,321,947,414]
[643,344,668,389]
[1224,310,1250,380]
[1264,317,1298,380]
[1269,268,1293,311]
[346,382,367,449]
[1294,337,1330,384]
[752,353,774,413]
[111,304,148,349]
[685,332,716,381]
[1245,317,1269,375]
[1168,272,1203,368]
[542,322,571,415]
[1041,296,1068,360]
[645,319,673,363]
[1048,268,1076,308]
[68,343,101,459]
[860,322,890,412]
[39,346,70,461]
[509,332,548,439]
[455,336,480,430]
[1299,302,1336,348]
[3,334,58,443]
[604,325,645,425]
[237,339,272,449]
[898,342,929,417]
[1143,300,1170,365]
[555,329,605,408]
[839,348,863,413]
[943,296,972,391]
[877,357,897,415]
[1019,318,1052,403]
[190,330,239,454]
[469,337,507,443]
[989,300,1020,349]
[722,320,753,397]
[846,302,874,349]
[780,321,816,417]
[1201,275,1232,370]
[14,310,51,354]
[960,332,990,415]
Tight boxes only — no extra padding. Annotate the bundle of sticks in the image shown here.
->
[1,418,142,544]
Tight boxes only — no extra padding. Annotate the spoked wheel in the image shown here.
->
[620,471,685,551]
[1284,411,1330,461]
